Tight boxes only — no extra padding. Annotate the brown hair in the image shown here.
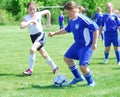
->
[64,1,78,10]
[27,2,37,9]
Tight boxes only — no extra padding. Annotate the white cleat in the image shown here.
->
[118,62,120,65]
[103,58,108,64]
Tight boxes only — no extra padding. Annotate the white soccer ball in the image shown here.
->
[54,74,67,87]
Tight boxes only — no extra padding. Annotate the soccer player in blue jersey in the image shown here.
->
[100,2,120,65]
[58,11,64,29]
[20,2,58,76]
[48,1,99,86]
[94,7,104,41]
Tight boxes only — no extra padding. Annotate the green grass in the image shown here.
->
[0,25,120,97]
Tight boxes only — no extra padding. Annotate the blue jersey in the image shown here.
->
[101,13,120,32]
[94,12,103,27]
[65,14,99,47]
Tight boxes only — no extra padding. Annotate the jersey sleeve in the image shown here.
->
[115,15,120,26]
[81,15,99,32]
[65,20,71,33]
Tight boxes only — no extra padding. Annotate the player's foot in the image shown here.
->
[88,81,96,87]
[118,62,120,65]
[52,66,58,74]
[69,76,85,85]
[103,58,108,64]
[23,68,32,76]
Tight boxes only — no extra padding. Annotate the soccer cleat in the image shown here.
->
[88,81,96,87]
[69,76,85,85]
[103,58,108,64]
[52,67,58,74]
[118,62,120,65]
[23,68,32,76]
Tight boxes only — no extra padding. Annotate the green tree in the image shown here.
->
[81,0,108,19]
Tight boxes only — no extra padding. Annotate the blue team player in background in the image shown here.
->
[94,7,104,41]
[100,2,120,65]
[48,1,99,86]
[58,11,64,29]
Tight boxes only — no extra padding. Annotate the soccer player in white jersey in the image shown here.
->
[20,2,58,76]
[48,1,99,86]
[99,2,120,65]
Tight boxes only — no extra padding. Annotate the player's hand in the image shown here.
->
[48,32,54,37]
[91,43,97,50]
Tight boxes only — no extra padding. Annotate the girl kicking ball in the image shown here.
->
[20,2,58,76]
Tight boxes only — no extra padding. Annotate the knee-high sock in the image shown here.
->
[115,50,120,62]
[28,54,36,71]
[69,65,82,79]
[46,57,57,70]
[104,51,109,59]
[84,72,94,85]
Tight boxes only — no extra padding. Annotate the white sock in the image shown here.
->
[46,57,57,70]
[28,54,36,71]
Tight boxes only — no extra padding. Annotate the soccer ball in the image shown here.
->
[54,74,67,87]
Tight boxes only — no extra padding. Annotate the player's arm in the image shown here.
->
[48,29,67,37]
[118,26,120,32]
[40,10,51,27]
[92,30,99,50]
[20,19,37,29]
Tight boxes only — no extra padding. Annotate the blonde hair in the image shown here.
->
[79,6,86,13]
[64,1,78,10]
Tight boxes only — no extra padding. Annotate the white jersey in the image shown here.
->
[24,12,43,35]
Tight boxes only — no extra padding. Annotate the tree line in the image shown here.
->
[0,0,114,25]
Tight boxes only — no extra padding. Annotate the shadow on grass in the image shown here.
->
[0,73,26,77]
[18,84,86,90]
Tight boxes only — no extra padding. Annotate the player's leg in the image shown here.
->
[23,42,41,75]
[103,35,111,64]
[114,46,120,65]
[113,35,120,65]
[38,47,58,74]
[79,47,95,86]
[104,47,110,64]
[64,43,84,84]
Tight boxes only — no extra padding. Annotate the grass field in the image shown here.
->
[0,25,120,97]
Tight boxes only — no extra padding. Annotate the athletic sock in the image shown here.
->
[84,72,94,85]
[104,51,109,59]
[115,50,120,62]
[28,54,36,71]
[46,57,57,70]
[69,65,82,79]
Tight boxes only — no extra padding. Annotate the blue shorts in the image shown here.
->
[30,32,46,50]
[104,32,119,47]
[64,43,93,66]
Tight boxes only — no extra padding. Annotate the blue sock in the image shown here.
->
[104,51,109,59]
[115,50,120,62]
[84,72,94,85]
[69,65,81,79]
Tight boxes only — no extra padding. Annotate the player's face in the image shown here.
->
[27,5,36,16]
[106,5,113,13]
[65,8,78,19]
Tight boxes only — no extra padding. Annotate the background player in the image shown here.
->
[94,7,104,41]
[20,2,58,75]
[48,1,99,86]
[99,2,120,65]
[58,11,64,29]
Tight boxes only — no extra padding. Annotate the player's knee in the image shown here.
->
[64,57,73,63]
[42,52,48,58]
[80,66,90,74]
[30,47,36,54]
